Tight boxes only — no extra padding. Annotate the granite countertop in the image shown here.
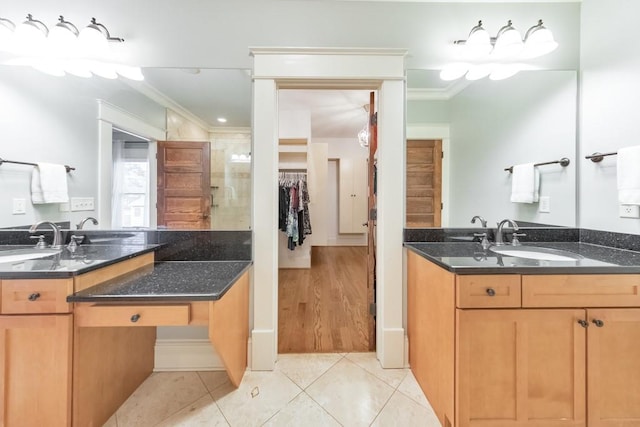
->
[405,241,640,274]
[67,261,252,302]
[0,244,159,279]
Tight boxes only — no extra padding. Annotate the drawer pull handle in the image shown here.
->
[130,314,141,323]
[28,293,41,301]
[577,319,589,328]
[592,319,604,328]
[486,288,496,297]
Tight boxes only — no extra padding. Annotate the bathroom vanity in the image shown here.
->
[405,241,640,427]
[0,243,251,427]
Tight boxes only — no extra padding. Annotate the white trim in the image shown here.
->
[407,79,471,101]
[154,339,224,371]
[250,47,408,57]
[97,100,166,141]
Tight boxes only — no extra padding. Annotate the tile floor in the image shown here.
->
[104,352,442,427]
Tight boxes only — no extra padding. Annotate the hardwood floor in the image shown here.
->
[278,246,369,353]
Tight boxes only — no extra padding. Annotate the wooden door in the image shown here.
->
[406,140,442,227]
[0,315,72,427]
[587,308,640,427]
[338,157,368,233]
[457,309,586,427]
[157,141,211,229]
[366,92,377,350]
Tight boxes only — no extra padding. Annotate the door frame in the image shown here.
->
[251,47,406,370]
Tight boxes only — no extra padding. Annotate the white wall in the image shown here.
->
[449,71,577,228]
[315,137,368,246]
[579,0,640,234]
[0,66,166,228]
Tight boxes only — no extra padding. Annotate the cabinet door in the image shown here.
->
[0,315,72,427]
[339,157,367,233]
[587,309,640,427]
[457,309,586,427]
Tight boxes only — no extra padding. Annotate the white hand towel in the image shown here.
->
[617,146,640,205]
[31,163,69,204]
[510,163,540,204]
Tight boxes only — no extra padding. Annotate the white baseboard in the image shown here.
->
[154,339,224,371]
[379,327,406,368]
[251,328,276,371]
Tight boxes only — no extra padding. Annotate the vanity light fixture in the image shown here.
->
[14,14,48,55]
[0,17,15,51]
[444,19,558,82]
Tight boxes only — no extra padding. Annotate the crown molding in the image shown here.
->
[407,79,471,101]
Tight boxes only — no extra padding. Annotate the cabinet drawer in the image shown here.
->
[1,279,73,314]
[74,304,191,327]
[456,275,521,308]
[522,275,640,307]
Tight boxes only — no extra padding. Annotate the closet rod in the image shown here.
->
[0,157,75,173]
[585,151,617,163]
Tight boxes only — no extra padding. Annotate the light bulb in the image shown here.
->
[14,14,48,55]
[522,21,558,59]
[463,21,492,60]
[49,16,79,58]
[491,20,523,59]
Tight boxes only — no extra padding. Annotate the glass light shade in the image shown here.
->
[358,125,369,148]
[465,64,493,81]
[14,16,48,55]
[65,60,93,78]
[491,27,523,59]
[79,25,109,57]
[440,63,468,81]
[463,27,492,60]
[489,64,520,80]
[89,61,117,79]
[30,58,65,77]
[0,18,15,52]
[116,65,144,81]
[521,27,558,59]
[49,21,79,58]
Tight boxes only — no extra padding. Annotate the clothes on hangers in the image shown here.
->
[278,172,312,250]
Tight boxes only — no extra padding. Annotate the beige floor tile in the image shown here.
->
[198,370,232,393]
[156,395,230,427]
[262,392,341,427]
[397,370,432,409]
[370,391,441,427]
[103,413,117,427]
[306,358,395,427]
[345,352,409,388]
[275,353,343,389]
[115,372,209,427]
[212,370,302,427]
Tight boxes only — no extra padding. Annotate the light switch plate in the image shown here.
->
[70,197,95,212]
[12,198,26,215]
[539,196,551,213]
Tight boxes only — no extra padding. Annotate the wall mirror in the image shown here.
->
[0,65,252,231]
[405,69,578,229]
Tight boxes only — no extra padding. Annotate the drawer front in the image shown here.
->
[1,279,73,314]
[74,304,191,327]
[456,275,521,308]
[523,275,640,308]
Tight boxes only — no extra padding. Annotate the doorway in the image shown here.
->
[276,89,373,353]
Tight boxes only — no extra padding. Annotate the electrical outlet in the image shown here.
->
[70,197,95,212]
[12,198,26,215]
[619,204,640,218]
[539,196,551,213]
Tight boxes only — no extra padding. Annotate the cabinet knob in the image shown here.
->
[28,292,41,301]
[577,319,589,328]
[130,314,141,323]
[592,319,604,327]
[486,288,496,297]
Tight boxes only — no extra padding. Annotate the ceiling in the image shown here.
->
[138,68,455,139]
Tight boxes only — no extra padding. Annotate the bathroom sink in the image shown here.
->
[0,248,62,263]
[489,245,584,261]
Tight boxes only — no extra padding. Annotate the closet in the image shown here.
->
[339,157,368,233]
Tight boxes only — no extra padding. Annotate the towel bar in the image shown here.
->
[585,152,617,163]
[504,157,570,173]
[0,157,75,173]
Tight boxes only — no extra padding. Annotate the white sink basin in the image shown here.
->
[490,246,583,261]
[0,248,62,263]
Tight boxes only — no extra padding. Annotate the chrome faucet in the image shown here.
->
[29,221,63,249]
[471,215,491,249]
[471,215,487,228]
[495,219,519,246]
[76,217,98,230]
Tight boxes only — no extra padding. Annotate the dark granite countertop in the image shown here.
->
[67,261,252,302]
[0,244,159,279]
[405,241,640,274]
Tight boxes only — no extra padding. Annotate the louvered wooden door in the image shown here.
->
[406,140,442,227]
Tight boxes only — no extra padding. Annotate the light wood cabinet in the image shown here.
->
[339,157,368,234]
[407,250,640,427]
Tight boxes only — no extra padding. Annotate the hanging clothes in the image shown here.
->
[278,172,312,251]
